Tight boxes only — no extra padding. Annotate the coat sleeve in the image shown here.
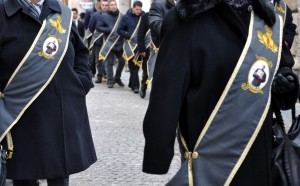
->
[84,11,91,30]
[142,14,190,174]
[95,19,111,34]
[117,16,130,39]
[71,24,93,94]
[149,2,164,40]
[79,22,85,38]
[137,15,147,52]
[283,6,296,49]
[271,37,299,110]
[88,14,96,33]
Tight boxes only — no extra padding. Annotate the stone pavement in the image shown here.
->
[67,69,181,186]
[6,68,300,186]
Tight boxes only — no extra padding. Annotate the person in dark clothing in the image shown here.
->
[83,0,99,30]
[0,0,97,185]
[271,0,298,110]
[137,12,150,98]
[79,12,85,22]
[272,0,297,48]
[146,0,175,85]
[83,0,101,76]
[142,0,299,185]
[88,0,108,81]
[117,1,144,94]
[96,0,125,88]
[149,0,175,47]
[72,8,85,38]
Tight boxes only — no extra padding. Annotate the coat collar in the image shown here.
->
[4,0,61,17]
[176,0,276,26]
[167,0,175,7]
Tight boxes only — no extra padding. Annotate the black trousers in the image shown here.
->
[94,45,107,79]
[141,49,150,91]
[89,47,96,76]
[106,50,125,83]
[13,178,69,186]
[128,59,140,90]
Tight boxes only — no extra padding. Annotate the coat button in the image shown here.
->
[0,92,4,99]
[184,152,192,160]
[192,152,199,160]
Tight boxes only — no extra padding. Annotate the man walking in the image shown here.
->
[146,0,176,83]
[88,0,108,81]
[117,1,144,94]
[97,0,125,88]
[137,12,151,98]
[72,8,85,38]
[0,0,97,185]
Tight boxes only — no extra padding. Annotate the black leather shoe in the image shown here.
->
[107,83,114,88]
[95,78,102,83]
[114,78,125,87]
[133,89,139,94]
[139,90,146,98]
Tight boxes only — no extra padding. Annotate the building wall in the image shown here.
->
[284,0,299,72]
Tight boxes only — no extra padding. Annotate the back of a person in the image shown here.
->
[143,0,298,185]
[0,0,97,184]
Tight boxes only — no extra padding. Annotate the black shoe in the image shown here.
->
[95,78,102,83]
[114,78,124,87]
[139,90,146,98]
[133,89,139,94]
[107,82,114,88]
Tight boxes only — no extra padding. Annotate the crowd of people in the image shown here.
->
[72,0,160,98]
[0,0,299,185]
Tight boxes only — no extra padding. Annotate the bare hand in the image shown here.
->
[140,52,146,58]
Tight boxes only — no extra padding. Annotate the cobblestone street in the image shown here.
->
[68,70,181,186]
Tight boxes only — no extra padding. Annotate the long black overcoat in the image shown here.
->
[142,1,298,186]
[0,0,97,179]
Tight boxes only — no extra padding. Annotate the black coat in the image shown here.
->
[273,0,297,48]
[96,10,124,52]
[76,20,85,38]
[137,12,150,53]
[88,11,105,46]
[0,0,97,179]
[83,8,97,30]
[117,9,143,40]
[149,0,175,46]
[142,1,298,185]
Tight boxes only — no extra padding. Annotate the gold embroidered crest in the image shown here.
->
[276,4,285,14]
[241,55,273,94]
[257,26,278,53]
[49,16,66,34]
